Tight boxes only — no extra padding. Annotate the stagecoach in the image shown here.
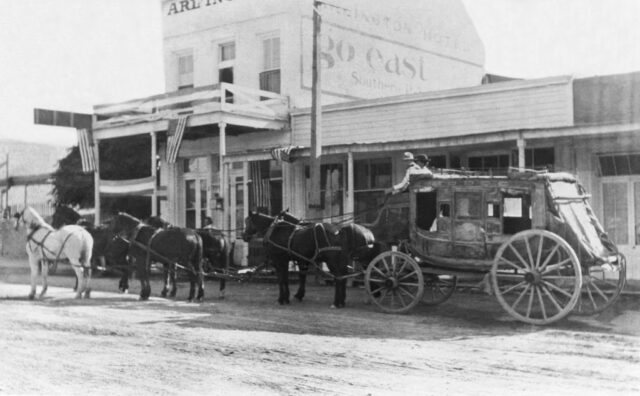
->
[362,168,627,325]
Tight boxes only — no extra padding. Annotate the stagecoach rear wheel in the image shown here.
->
[574,254,627,316]
[491,230,582,325]
[365,251,424,314]
[422,273,457,305]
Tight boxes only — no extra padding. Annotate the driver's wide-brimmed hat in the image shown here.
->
[402,152,414,161]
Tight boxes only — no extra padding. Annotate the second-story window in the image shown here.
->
[219,42,235,85]
[178,53,194,90]
[260,36,280,94]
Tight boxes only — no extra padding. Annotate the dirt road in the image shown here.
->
[1,259,639,395]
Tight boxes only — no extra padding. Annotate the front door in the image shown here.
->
[602,177,640,280]
[185,178,208,229]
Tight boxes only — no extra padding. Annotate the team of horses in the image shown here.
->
[14,205,380,309]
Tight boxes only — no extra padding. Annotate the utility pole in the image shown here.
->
[308,1,348,215]
[308,0,323,213]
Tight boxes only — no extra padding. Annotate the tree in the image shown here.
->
[51,135,153,219]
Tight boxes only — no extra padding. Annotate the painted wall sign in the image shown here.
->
[301,19,483,99]
[166,0,234,16]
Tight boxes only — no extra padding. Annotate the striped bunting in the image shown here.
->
[76,129,96,173]
[166,115,189,164]
[99,177,156,196]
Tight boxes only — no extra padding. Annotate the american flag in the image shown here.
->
[76,128,96,173]
[250,161,270,211]
[166,115,189,163]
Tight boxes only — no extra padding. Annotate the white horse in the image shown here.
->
[15,207,94,300]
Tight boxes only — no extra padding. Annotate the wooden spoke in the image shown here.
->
[398,271,420,282]
[541,279,573,299]
[537,286,548,320]
[508,244,532,270]
[542,258,574,274]
[422,274,457,306]
[524,236,535,271]
[526,285,535,318]
[535,234,544,270]
[540,283,564,313]
[500,280,527,296]
[537,243,560,271]
[498,256,524,271]
[510,284,532,311]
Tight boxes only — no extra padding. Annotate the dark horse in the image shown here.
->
[52,206,131,292]
[146,216,232,299]
[110,212,204,301]
[242,211,379,308]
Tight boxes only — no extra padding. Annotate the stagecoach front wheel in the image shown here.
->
[574,254,627,316]
[365,251,424,314]
[491,230,582,325]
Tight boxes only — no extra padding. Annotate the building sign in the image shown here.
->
[301,18,484,99]
[166,0,234,16]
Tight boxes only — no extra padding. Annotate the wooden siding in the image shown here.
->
[292,77,574,148]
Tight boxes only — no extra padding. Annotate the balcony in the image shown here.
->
[93,83,290,137]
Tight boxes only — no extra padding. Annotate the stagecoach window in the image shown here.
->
[416,191,438,231]
[455,192,482,219]
[487,203,500,218]
[439,203,450,217]
[502,194,532,234]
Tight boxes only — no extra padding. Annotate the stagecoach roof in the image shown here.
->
[411,169,577,184]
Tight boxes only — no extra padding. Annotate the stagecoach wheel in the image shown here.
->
[491,230,582,325]
[574,254,627,316]
[422,273,457,305]
[365,251,424,314]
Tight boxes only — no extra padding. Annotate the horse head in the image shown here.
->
[109,212,141,239]
[145,216,171,229]
[242,211,275,242]
[52,205,82,229]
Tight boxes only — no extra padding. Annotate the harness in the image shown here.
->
[26,225,80,268]
[263,217,341,266]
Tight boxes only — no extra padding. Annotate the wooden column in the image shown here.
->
[219,122,227,233]
[150,131,158,216]
[346,151,354,218]
[93,139,101,225]
[517,137,526,170]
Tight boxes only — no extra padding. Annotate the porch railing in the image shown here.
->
[94,83,289,128]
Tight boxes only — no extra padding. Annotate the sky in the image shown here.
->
[0,0,639,147]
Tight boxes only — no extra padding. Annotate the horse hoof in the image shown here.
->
[160,291,168,298]
[28,293,35,300]
[84,290,91,299]
[294,296,303,302]
[75,294,82,299]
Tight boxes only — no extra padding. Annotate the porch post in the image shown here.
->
[517,136,526,171]
[346,151,354,219]
[150,131,158,216]
[94,139,101,225]
[219,122,227,232]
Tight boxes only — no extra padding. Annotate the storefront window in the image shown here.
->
[354,158,391,222]
[602,182,628,244]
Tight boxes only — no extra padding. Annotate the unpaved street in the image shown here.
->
[1,259,639,395]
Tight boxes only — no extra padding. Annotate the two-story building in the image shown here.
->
[89,0,640,279]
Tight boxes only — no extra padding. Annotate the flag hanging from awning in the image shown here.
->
[76,128,96,173]
[271,145,303,163]
[250,161,270,211]
[166,115,189,163]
